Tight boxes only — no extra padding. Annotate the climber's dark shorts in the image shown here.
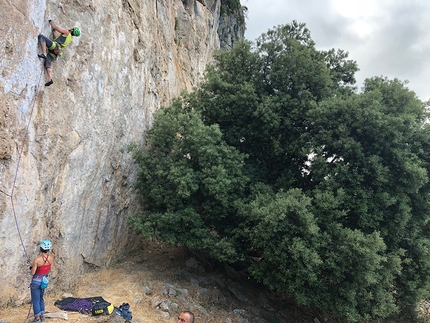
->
[38,34,55,69]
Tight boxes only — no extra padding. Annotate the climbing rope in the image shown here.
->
[0,68,44,265]
[0,68,44,323]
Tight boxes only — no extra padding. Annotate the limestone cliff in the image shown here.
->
[0,0,244,306]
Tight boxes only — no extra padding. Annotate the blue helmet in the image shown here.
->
[40,239,52,250]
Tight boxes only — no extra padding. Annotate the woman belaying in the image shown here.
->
[29,239,54,322]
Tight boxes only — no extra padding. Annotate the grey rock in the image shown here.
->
[0,0,244,305]
[159,300,172,312]
[229,282,249,302]
[151,298,163,308]
[190,278,199,286]
[160,311,171,320]
[143,286,152,296]
[252,318,267,323]
[233,309,246,317]
[197,287,210,300]
[177,288,189,296]
[170,302,179,312]
[185,257,199,269]
[104,316,126,323]
[161,284,177,297]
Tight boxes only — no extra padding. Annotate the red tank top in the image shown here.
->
[35,255,51,275]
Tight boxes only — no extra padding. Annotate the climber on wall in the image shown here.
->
[37,19,81,87]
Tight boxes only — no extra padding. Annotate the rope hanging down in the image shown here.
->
[0,68,44,264]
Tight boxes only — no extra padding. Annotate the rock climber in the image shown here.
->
[177,311,195,323]
[37,20,81,87]
[29,240,54,323]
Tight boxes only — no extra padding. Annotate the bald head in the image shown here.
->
[177,311,195,323]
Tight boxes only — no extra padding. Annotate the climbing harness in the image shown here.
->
[48,41,62,57]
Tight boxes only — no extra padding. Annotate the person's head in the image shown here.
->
[39,239,52,253]
[71,27,81,37]
[177,311,194,323]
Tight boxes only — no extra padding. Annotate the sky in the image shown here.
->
[243,0,430,101]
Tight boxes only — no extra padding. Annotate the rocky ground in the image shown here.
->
[0,240,426,323]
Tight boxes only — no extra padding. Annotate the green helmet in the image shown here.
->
[72,27,81,37]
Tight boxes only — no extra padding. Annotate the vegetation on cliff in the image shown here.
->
[194,0,242,13]
[220,0,242,14]
[129,21,430,322]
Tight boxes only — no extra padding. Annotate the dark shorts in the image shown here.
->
[38,34,56,69]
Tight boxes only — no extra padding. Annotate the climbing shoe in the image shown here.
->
[38,54,46,60]
[45,80,53,87]
[28,318,40,323]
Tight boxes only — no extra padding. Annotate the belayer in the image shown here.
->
[29,240,54,322]
[38,20,81,87]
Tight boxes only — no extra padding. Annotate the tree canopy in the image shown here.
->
[129,21,430,322]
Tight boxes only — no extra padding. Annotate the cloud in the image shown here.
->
[243,0,430,100]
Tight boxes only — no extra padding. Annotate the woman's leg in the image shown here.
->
[40,288,45,314]
[46,67,53,84]
[37,34,53,56]
[30,280,43,319]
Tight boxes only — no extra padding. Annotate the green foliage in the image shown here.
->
[130,21,430,322]
[129,98,249,262]
[237,188,401,321]
[218,0,246,26]
[268,316,281,323]
[237,188,322,291]
[220,0,242,15]
[198,21,358,189]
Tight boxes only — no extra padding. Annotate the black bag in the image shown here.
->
[91,301,114,316]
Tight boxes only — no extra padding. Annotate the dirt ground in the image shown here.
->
[1,240,429,323]
[0,241,267,323]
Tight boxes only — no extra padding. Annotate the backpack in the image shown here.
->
[114,303,132,321]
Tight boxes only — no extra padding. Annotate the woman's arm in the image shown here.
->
[50,21,70,36]
[30,258,38,275]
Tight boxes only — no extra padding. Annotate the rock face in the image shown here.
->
[0,0,244,306]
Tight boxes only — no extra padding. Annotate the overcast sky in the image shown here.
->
[243,0,430,101]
